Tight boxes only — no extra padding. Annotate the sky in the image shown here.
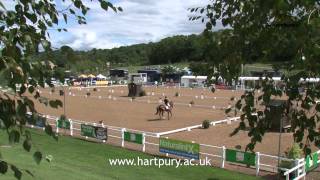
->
[3,0,220,51]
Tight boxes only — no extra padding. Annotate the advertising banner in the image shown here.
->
[81,124,108,140]
[124,131,143,144]
[159,138,199,159]
[225,149,256,166]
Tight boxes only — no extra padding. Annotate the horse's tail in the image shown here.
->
[155,106,159,115]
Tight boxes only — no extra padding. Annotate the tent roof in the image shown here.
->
[87,74,96,78]
[78,74,87,78]
[96,74,107,79]
[181,75,207,80]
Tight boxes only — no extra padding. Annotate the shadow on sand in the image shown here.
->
[147,118,168,121]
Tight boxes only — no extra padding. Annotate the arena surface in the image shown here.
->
[34,86,241,132]
[28,85,316,157]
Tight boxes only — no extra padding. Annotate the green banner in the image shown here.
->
[124,131,143,144]
[226,149,256,166]
[159,138,199,159]
[57,119,70,129]
[81,124,95,137]
[306,152,319,171]
[81,124,108,140]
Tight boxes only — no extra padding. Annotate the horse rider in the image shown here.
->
[164,96,170,110]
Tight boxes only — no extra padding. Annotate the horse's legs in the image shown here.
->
[158,109,161,119]
[158,109,162,119]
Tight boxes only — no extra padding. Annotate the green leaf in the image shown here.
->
[82,7,87,15]
[45,124,58,141]
[305,147,311,156]
[45,124,53,135]
[69,9,75,14]
[206,22,212,30]
[33,151,42,165]
[24,170,34,177]
[52,15,58,24]
[49,100,63,108]
[28,86,34,94]
[74,0,81,8]
[9,130,20,144]
[26,13,37,23]
[34,91,40,99]
[117,7,123,12]
[41,40,50,50]
[24,130,31,140]
[63,13,68,24]
[0,161,8,174]
[0,1,6,10]
[225,107,232,114]
[100,1,110,11]
[45,155,53,162]
[19,85,27,95]
[23,139,32,152]
[10,165,22,180]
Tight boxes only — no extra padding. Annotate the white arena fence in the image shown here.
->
[24,112,315,179]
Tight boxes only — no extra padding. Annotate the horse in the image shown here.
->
[155,101,174,120]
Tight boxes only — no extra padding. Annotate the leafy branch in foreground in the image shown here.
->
[191,1,320,155]
[0,0,121,178]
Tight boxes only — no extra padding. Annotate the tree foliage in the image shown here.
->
[0,0,120,178]
[33,33,213,74]
[192,0,320,155]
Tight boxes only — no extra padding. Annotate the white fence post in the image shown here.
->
[256,152,260,176]
[165,137,169,157]
[295,159,299,178]
[55,118,59,133]
[302,158,306,180]
[221,146,226,168]
[286,174,289,180]
[69,120,73,136]
[121,128,126,147]
[142,133,146,152]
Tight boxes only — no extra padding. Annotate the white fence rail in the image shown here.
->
[25,112,315,179]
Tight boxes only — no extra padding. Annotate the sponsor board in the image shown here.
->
[159,138,199,159]
[81,124,108,140]
[124,131,143,144]
[306,152,319,171]
[225,149,256,166]
[57,119,71,129]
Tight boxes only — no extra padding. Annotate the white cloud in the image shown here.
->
[53,0,218,50]
[3,0,221,50]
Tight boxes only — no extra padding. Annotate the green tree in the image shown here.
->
[191,1,320,154]
[0,0,121,178]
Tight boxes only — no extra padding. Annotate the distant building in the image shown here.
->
[137,70,161,83]
[250,70,281,77]
[129,73,147,84]
[180,76,207,87]
[109,69,128,79]
[162,73,183,84]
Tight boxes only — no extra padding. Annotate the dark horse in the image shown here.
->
[155,101,174,120]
